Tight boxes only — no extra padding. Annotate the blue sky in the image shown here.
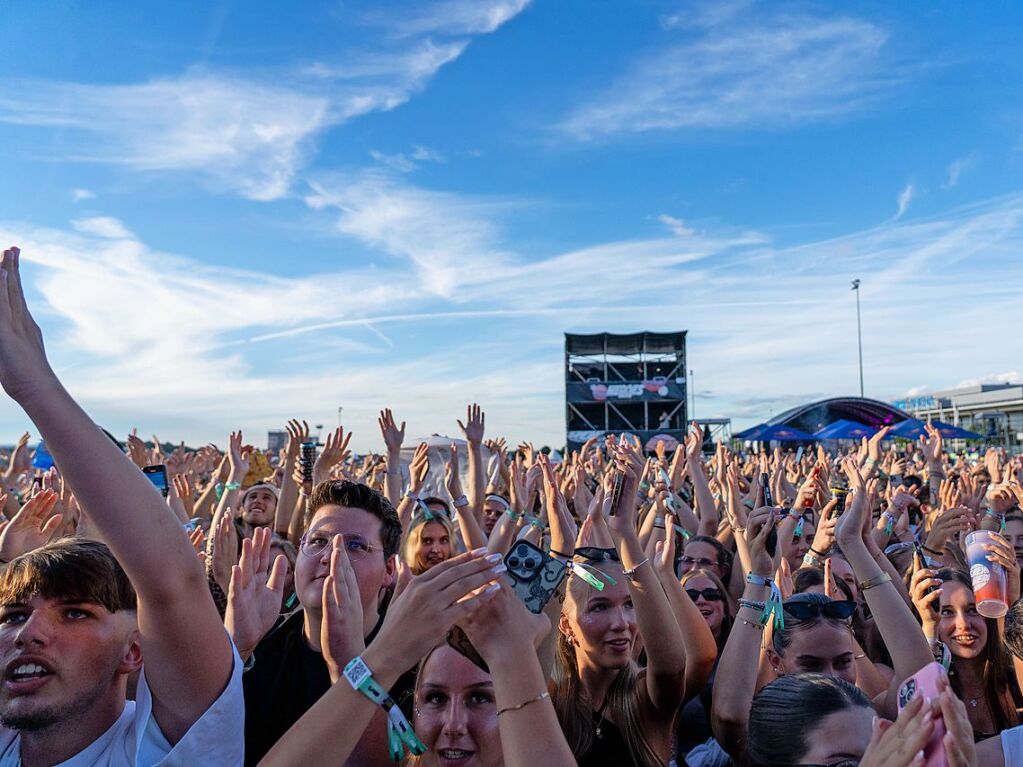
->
[1,0,1022,450]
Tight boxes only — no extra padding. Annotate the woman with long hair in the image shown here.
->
[552,443,687,767]
[911,557,1023,739]
[403,509,457,575]
[747,672,976,767]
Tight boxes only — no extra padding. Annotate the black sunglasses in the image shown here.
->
[574,547,620,563]
[686,587,724,603]
[783,600,856,621]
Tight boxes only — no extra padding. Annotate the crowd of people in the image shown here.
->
[1,244,1023,766]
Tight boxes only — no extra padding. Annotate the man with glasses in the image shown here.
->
[240,479,402,766]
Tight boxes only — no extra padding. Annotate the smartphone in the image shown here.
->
[505,540,569,614]
[897,662,948,767]
[300,442,317,485]
[609,469,624,517]
[795,446,805,464]
[831,485,849,515]
[758,472,777,556]
[143,464,169,497]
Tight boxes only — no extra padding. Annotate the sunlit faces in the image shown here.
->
[770,622,857,684]
[681,573,724,638]
[797,705,873,765]
[828,556,859,602]
[414,520,452,573]
[678,541,723,578]
[561,571,638,670]
[415,646,501,767]
[1004,518,1023,569]
[294,505,395,624]
[788,520,816,570]
[937,580,988,660]
[0,596,141,731]
[482,500,505,536]
[240,486,277,529]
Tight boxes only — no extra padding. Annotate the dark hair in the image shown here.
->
[748,674,870,766]
[792,566,854,602]
[421,496,451,514]
[772,592,850,654]
[934,568,1023,732]
[0,539,136,613]
[686,535,733,577]
[309,480,402,558]
[1007,598,1023,663]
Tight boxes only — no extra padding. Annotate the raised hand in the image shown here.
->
[3,431,30,482]
[377,408,405,453]
[445,443,464,501]
[923,506,972,554]
[909,554,941,638]
[858,695,935,767]
[314,426,352,486]
[746,505,780,577]
[457,403,486,445]
[539,453,576,557]
[408,442,430,493]
[0,248,57,401]
[127,432,149,469]
[227,430,249,482]
[920,423,943,467]
[320,535,365,682]
[372,549,504,670]
[0,488,62,561]
[208,512,240,594]
[225,527,289,661]
[172,473,195,518]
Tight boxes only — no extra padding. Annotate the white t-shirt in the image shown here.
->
[0,647,243,766]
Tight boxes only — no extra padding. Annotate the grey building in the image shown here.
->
[893,383,1023,449]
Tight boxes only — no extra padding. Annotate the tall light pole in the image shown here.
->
[689,368,695,424]
[851,279,864,397]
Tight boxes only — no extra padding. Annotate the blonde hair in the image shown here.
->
[402,511,456,575]
[552,562,662,767]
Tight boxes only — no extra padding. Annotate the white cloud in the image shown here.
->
[3,192,1023,448]
[559,11,894,140]
[895,183,915,220]
[956,372,1021,388]
[658,214,695,237]
[943,153,976,189]
[369,145,445,173]
[0,1,527,202]
[70,217,134,240]
[375,0,531,38]
[71,188,95,202]
[0,76,331,201]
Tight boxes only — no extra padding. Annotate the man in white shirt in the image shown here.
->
[0,245,243,766]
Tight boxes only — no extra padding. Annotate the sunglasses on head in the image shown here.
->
[685,587,724,603]
[574,547,620,563]
[783,599,856,621]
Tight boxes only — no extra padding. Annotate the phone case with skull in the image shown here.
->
[505,540,568,614]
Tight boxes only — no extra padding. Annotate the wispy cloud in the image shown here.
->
[4,191,1023,448]
[369,145,446,173]
[658,214,695,237]
[0,2,529,201]
[71,188,95,202]
[372,0,532,38]
[559,9,896,140]
[943,153,977,189]
[895,183,915,219]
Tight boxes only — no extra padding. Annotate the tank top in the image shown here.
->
[578,713,634,767]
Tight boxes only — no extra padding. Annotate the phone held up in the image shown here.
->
[758,472,778,557]
[897,662,949,767]
[300,442,317,485]
[143,464,169,498]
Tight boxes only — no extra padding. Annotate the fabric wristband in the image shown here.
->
[746,573,784,630]
[452,495,470,508]
[343,656,426,761]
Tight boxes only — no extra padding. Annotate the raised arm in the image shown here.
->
[0,246,232,743]
[378,408,405,506]
[446,443,486,551]
[685,422,719,536]
[836,459,931,718]
[273,419,306,537]
[457,403,487,523]
[607,442,687,715]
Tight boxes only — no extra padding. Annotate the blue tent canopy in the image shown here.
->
[931,420,984,440]
[734,423,768,440]
[813,419,877,440]
[889,418,983,440]
[754,423,818,442]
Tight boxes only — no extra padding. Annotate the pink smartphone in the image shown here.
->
[897,662,948,767]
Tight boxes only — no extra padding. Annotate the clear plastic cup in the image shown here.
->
[964,530,1008,618]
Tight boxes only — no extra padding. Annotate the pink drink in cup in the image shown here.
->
[964,530,1008,618]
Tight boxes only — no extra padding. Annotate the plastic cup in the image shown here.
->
[964,530,1008,618]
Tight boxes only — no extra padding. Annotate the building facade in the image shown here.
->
[894,383,1023,450]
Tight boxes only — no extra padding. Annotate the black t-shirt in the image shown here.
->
[242,609,416,767]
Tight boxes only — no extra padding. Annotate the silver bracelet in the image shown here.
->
[623,558,650,579]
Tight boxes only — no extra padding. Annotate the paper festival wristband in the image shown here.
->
[343,656,425,761]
